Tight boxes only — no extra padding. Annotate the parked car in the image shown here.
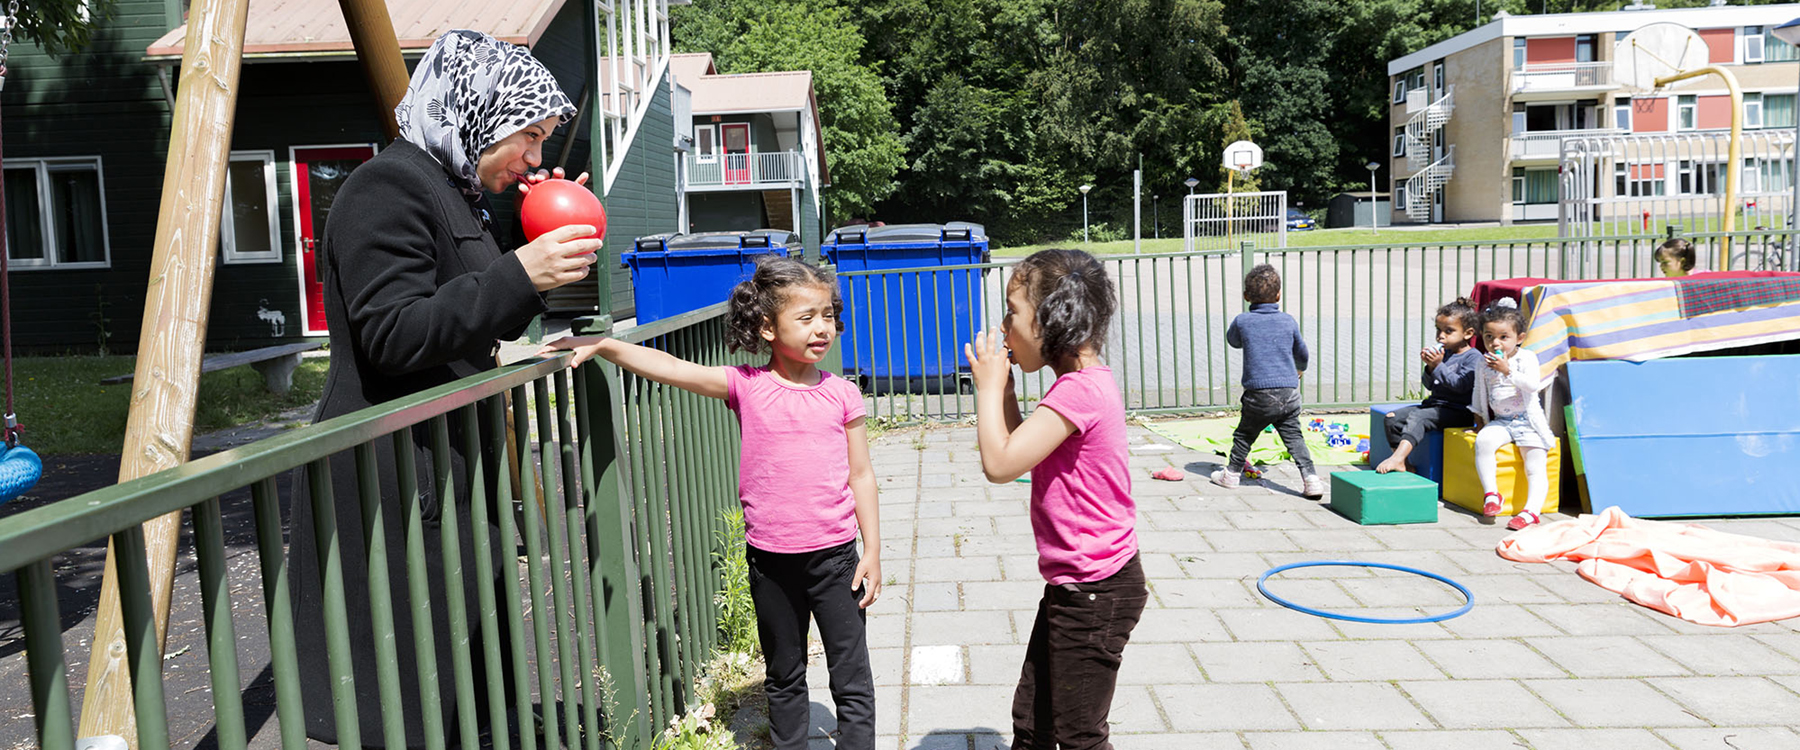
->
[1286,208,1318,231]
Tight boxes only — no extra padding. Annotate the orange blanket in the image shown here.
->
[1497,506,1800,627]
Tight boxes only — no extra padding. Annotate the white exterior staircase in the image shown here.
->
[1402,86,1455,222]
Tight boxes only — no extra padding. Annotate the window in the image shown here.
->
[1396,184,1407,206]
[1513,103,1527,133]
[1758,157,1793,195]
[1514,38,1527,70]
[1615,162,1667,197]
[695,124,717,162]
[1746,26,1766,63]
[4,157,110,270]
[1614,98,1632,130]
[1512,168,1525,203]
[1518,168,1557,204]
[220,151,280,264]
[1393,78,1406,104]
[1576,34,1597,63]
[1433,63,1445,93]
[1678,95,1697,130]
[1409,70,1426,93]
[1746,93,1764,129]
[1768,26,1800,62]
[1765,93,1796,128]
[1677,160,1723,195]
[1393,127,1406,157]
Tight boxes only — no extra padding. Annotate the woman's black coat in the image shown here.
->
[287,139,546,747]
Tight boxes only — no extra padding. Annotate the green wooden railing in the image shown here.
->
[1,302,748,750]
[840,229,1797,422]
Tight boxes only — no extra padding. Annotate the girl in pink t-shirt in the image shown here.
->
[539,256,880,750]
[965,248,1145,750]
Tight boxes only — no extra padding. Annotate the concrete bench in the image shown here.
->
[100,342,323,395]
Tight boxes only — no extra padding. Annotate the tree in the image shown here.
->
[672,0,905,220]
[8,0,121,57]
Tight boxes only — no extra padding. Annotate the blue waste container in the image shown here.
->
[622,229,798,323]
[821,222,989,394]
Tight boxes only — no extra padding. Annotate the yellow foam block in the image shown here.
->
[1442,427,1561,516]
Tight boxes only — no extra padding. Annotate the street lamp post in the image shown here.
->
[1184,176,1199,196]
[1153,194,1160,239]
[1365,160,1382,235]
[1079,184,1093,243]
[1774,19,1800,269]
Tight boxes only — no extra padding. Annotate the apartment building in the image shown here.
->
[1386,2,1800,225]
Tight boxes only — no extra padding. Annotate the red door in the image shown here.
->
[292,145,377,336]
[722,123,750,184]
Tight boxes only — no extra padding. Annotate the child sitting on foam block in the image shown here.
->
[1375,297,1481,475]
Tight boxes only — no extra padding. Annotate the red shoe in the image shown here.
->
[1507,510,1542,531]
[1481,492,1503,517]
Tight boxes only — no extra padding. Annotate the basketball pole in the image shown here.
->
[1654,65,1742,269]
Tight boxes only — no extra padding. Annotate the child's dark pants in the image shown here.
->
[1227,387,1314,475]
[748,539,874,750]
[1384,404,1475,452]
[1011,554,1149,750]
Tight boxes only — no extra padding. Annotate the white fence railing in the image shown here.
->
[1512,61,1613,93]
[1559,130,1798,244]
[1183,191,1288,253]
[685,151,808,190]
[1512,128,1623,160]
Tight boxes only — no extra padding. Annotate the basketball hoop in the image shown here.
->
[1614,23,1710,94]
[1224,140,1264,174]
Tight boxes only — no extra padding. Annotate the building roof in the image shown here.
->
[145,0,569,62]
[671,52,815,114]
[1388,2,1800,75]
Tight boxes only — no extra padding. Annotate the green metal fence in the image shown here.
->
[0,303,745,750]
[842,229,1797,422]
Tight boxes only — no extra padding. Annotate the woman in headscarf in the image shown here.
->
[286,29,596,746]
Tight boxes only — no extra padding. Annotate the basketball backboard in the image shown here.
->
[1614,22,1710,93]
[1224,140,1264,172]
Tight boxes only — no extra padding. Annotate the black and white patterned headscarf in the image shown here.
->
[395,30,577,197]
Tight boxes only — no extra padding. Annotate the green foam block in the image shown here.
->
[1329,470,1439,525]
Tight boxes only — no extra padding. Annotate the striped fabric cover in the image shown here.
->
[1518,273,1800,383]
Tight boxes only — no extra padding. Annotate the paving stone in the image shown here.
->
[1202,529,1302,553]
[1116,643,1204,685]
[966,644,1023,685]
[955,500,1023,517]
[910,644,966,686]
[1523,678,1706,727]
[1398,679,1568,729]
[1137,552,1188,579]
[1371,529,1477,550]
[1524,569,1638,603]
[917,517,996,537]
[914,534,958,558]
[1155,684,1300,731]
[1528,635,1693,678]
[1242,731,1388,749]
[1215,608,1342,642]
[1110,733,1248,749]
[1148,511,1236,532]
[1252,577,1361,611]
[999,555,1042,581]
[1177,551,1272,578]
[1514,728,1678,750]
[1414,639,1567,679]
[921,473,956,488]
[1284,529,1391,553]
[911,611,1016,646]
[1654,726,1800,750]
[956,534,1037,556]
[1300,640,1442,681]
[1152,578,1264,608]
[1434,547,1545,575]
[868,610,907,649]
[1377,729,1530,750]
[917,500,957,519]
[1337,575,1468,608]
[1220,510,1323,530]
[1190,641,1325,682]
[1637,634,1800,676]
[1105,685,1170,733]
[1445,573,1564,605]
[905,685,1014,734]
[1648,676,1800,725]
[1528,603,1681,636]
[909,582,962,612]
[960,581,1048,611]
[1136,529,1213,555]
[1323,609,1455,641]
[1277,681,1433,730]
[1256,553,1383,577]
[869,646,906,686]
[915,555,1001,583]
[1130,607,1232,644]
[1436,602,1564,639]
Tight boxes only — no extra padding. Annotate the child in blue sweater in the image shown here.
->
[1211,264,1323,498]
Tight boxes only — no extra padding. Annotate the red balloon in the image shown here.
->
[520,178,607,242]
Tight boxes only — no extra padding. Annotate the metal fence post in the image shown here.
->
[1239,241,1255,310]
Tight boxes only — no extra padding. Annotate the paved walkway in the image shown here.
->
[802,421,1800,750]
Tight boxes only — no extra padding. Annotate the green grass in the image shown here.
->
[10,354,329,454]
[995,223,1566,256]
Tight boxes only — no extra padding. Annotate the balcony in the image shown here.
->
[1511,128,1623,161]
[1511,62,1613,96]
[685,151,807,191]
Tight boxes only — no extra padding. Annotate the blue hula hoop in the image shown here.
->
[1257,560,1474,624]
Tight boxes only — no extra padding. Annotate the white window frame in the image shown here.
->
[1513,38,1527,71]
[221,150,282,265]
[694,124,718,163]
[3,156,112,270]
[1746,26,1765,63]
[1393,129,1405,157]
[1614,99,1632,130]
[1393,78,1405,104]
[1746,92,1764,129]
[1677,95,1697,131]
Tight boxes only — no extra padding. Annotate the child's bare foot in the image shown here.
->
[1375,456,1406,474]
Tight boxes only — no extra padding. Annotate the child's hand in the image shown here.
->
[1420,347,1444,367]
[965,330,1013,392]
[853,554,882,609]
[537,335,610,367]
[1485,352,1511,375]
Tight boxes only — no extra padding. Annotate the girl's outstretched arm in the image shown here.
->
[845,416,882,608]
[966,330,1076,483]
[538,335,729,400]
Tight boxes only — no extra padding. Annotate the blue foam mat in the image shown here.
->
[1566,354,1800,517]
